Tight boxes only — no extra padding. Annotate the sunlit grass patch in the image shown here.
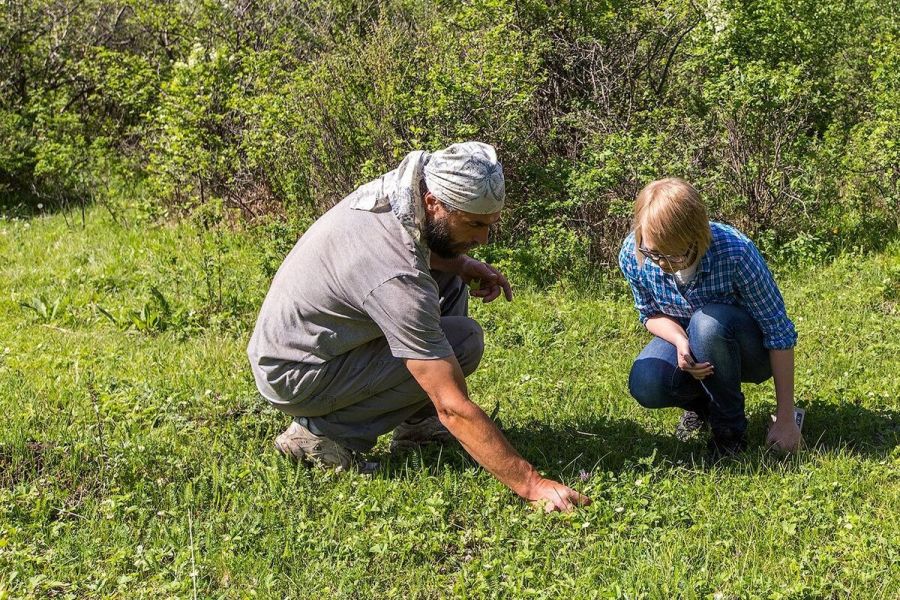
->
[0,209,898,598]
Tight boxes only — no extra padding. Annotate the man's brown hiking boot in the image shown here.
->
[274,420,356,471]
[390,415,456,453]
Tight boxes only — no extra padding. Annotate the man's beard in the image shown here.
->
[423,211,462,259]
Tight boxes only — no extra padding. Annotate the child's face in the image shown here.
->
[639,233,697,273]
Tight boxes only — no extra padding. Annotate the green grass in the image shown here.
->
[0,208,898,598]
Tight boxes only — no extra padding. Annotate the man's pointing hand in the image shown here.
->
[459,256,513,303]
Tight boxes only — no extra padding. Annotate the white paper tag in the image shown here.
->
[771,407,805,431]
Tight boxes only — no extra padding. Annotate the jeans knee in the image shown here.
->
[628,359,671,409]
[688,305,733,345]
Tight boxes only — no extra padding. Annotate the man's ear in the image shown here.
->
[423,191,441,214]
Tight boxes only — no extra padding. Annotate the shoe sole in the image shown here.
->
[276,435,381,474]
[389,435,458,454]
[274,436,354,470]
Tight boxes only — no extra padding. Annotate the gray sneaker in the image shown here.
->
[674,410,708,442]
[390,415,456,453]
[274,420,356,471]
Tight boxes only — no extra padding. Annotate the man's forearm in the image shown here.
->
[405,356,588,509]
[770,348,795,417]
[405,357,541,498]
[437,399,541,497]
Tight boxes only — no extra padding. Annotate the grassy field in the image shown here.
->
[1,207,898,598]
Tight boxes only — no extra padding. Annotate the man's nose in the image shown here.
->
[474,229,489,245]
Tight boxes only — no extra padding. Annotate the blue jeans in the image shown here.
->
[627,304,772,435]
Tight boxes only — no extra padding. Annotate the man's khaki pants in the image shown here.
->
[272,271,484,451]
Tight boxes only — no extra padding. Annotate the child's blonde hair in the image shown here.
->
[632,178,712,266]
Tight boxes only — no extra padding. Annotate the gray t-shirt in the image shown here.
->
[247,195,453,402]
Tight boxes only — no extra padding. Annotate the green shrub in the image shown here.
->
[1,0,897,268]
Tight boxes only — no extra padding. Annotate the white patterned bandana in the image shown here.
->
[347,143,505,256]
[424,142,505,214]
[346,150,430,253]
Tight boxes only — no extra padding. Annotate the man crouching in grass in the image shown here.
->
[248,142,590,512]
[619,178,802,459]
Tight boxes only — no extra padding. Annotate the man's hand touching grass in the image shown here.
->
[526,476,592,513]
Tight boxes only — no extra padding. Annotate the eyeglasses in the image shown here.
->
[638,243,696,267]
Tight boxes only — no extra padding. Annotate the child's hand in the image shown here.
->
[675,340,714,380]
[767,418,803,453]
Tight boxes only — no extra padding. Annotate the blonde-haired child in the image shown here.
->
[619,178,801,457]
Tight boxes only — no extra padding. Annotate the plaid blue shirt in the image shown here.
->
[619,222,797,350]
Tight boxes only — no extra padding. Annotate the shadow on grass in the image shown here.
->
[0,188,66,219]
[747,399,900,457]
[380,401,899,479]
[501,417,683,474]
[378,415,686,479]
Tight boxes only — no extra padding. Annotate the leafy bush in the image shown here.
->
[0,0,897,269]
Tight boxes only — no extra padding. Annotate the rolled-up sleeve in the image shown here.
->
[363,273,454,360]
[619,241,661,325]
[734,242,798,349]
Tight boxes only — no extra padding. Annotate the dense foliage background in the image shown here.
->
[2,3,900,596]
[1,0,898,275]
